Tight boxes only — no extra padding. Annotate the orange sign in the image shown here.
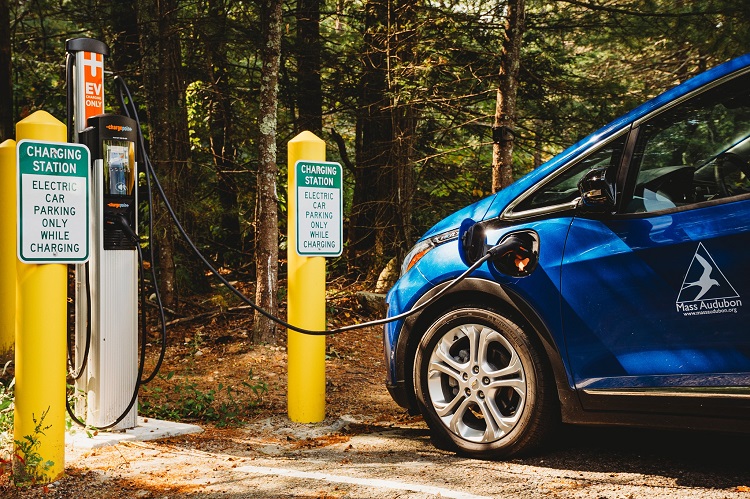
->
[81,51,104,122]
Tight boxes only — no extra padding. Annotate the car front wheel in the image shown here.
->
[413,306,557,458]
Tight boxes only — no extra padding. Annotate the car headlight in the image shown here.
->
[400,229,459,277]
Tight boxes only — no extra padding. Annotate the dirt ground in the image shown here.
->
[3,286,418,497]
[4,286,750,498]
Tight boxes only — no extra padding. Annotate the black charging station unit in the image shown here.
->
[80,114,138,250]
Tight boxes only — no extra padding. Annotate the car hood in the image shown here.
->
[420,195,497,239]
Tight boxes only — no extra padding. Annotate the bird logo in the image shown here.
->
[676,243,739,304]
[680,254,720,300]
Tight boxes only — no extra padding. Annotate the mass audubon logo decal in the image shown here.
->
[676,242,742,316]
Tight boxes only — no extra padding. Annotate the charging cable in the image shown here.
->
[112,75,502,336]
[114,76,494,336]
[66,216,155,430]
[65,74,510,430]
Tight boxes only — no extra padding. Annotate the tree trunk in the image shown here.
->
[354,0,418,275]
[375,0,417,261]
[296,0,322,135]
[350,0,391,274]
[137,0,190,309]
[0,0,12,141]
[204,0,242,266]
[533,118,543,169]
[253,0,283,344]
[492,0,525,192]
[108,0,140,76]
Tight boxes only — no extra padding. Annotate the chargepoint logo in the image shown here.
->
[105,124,133,132]
[676,242,742,316]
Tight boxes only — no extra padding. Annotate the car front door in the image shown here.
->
[561,70,750,416]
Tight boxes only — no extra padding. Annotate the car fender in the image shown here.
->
[392,276,583,420]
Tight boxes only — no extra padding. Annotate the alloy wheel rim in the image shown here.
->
[426,323,526,443]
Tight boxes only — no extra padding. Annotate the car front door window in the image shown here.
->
[624,72,750,214]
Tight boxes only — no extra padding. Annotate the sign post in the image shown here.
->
[13,111,75,483]
[287,132,344,423]
[0,140,16,361]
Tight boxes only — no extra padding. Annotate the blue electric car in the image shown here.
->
[384,54,750,458]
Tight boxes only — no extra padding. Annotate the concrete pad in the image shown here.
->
[67,417,202,450]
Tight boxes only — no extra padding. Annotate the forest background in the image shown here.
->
[2,0,749,344]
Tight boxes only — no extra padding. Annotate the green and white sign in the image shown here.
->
[17,140,90,263]
[295,160,343,257]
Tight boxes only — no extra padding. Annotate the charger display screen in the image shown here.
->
[103,140,135,196]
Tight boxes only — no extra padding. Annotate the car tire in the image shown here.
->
[413,306,557,458]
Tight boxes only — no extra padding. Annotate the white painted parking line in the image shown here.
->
[236,465,493,499]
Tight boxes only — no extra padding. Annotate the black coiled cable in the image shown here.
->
[111,76,493,336]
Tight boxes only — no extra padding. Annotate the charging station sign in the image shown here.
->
[80,51,104,122]
[295,160,343,257]
[17,140,90,263]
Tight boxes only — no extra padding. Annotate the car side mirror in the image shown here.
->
[459,218,539,277]
[578,167,616,210]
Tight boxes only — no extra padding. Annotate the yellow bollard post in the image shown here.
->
[287,131,327,423]
[0,140,16,362]
[14,111,67,482]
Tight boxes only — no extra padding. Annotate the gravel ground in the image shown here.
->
[4,317,750,498]
[17,416,750,498]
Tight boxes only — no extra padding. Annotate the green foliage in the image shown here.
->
[139,370,267,428]
[0,362,14,486]
[8,408,54,488]
[65,384,97,438]
[0,362,13,437]
[1,362,57,488]
[6,0,750,278]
